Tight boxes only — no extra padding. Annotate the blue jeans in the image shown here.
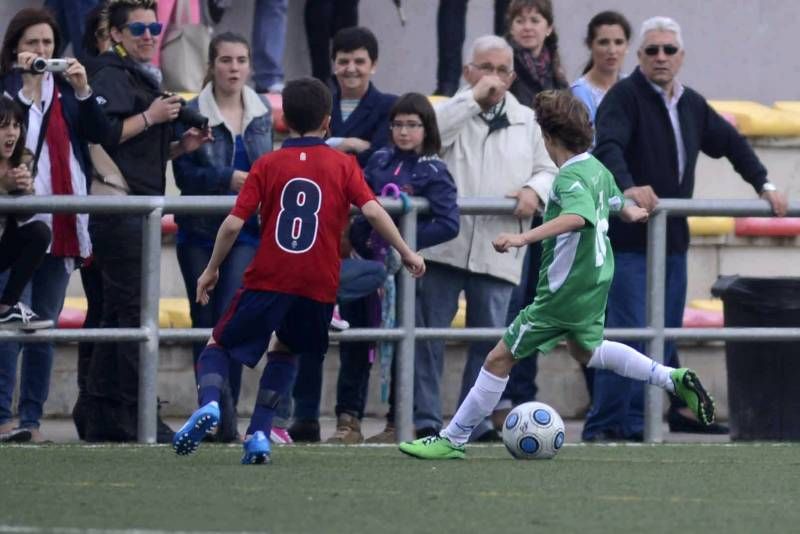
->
[414,262,513,436]
[176,242,256,405]
[251,0,288,90]
[582,252,686,440]
[290,259,386,421]
[0,255,72,428]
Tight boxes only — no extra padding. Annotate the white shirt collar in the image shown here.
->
[560,152,591,170]
[648,78,685,105]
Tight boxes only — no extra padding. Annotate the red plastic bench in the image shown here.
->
[735,217,800,237]
[682,307,723,328]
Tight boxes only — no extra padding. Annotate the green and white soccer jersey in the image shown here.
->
[503,153,624,358]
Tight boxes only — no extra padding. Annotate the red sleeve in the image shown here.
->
[345,157,376,208]
[230,159,263,220]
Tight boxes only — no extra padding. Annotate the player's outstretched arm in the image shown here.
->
[197,215,245,305]
[619,205,649,224]
[360,200,426,278]
[493,214,585,253]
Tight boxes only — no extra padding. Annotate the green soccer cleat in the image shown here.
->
[398,434,466,460]
[671,368,716,425]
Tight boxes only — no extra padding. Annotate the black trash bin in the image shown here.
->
[711,276,800,441]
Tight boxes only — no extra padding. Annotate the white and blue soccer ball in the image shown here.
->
[502,401,565,460]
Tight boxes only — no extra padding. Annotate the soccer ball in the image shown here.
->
[502,401,565,460]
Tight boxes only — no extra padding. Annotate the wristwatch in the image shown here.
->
[761,182,777,193]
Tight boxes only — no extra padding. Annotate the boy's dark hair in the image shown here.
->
[389,93,442,156]
[282,77,332,135]
[0,95,28,167]
[0,8,62,74]
[582,10,631,74]
[331,26,378,62]
[532,90,593,154]
[107,0,157,33]
[203,31,251,87]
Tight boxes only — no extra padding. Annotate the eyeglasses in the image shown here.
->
[469,63,513,78]
[390,121,424,131]
[124,22,163,37]
[643,44,679,56]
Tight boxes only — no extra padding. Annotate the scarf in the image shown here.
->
[514,44,558,92]
[47,84,80,258]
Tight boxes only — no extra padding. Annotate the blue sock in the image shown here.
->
[246,351,298,436]
[196,344,231,406]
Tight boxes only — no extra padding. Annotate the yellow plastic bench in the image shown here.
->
[708,100,800,137]
[60,297,192,329]
[688,216,735,236]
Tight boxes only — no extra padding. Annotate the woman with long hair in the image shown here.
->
[571,10,632,124]
[0,7,107,443]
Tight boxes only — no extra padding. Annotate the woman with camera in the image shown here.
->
[85,0,210,443]
[171,31,273,443]
[0,7,109,443]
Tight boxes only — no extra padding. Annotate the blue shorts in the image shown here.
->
[212,289,334,368]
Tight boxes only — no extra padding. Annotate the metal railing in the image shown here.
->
[2,195,799,443]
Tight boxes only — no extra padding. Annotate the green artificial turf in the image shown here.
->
[1,443,799,533]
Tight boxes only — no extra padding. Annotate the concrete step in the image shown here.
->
[32,341,729,422]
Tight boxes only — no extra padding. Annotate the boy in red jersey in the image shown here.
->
[173,78,426,464]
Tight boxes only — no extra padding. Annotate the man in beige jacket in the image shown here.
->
[414,35,557,439]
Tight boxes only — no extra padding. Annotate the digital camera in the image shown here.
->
[31,57,69,73]
[162,93,209,130]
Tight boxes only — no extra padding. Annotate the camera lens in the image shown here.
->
[31,57,47,73]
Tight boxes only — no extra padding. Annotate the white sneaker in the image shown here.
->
[329,304,350,331]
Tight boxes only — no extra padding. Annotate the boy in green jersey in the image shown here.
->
[400,91,716,459]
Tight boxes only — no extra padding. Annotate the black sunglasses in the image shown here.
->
[643,44,679,56]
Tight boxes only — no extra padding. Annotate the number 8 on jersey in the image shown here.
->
[275,178,321,253]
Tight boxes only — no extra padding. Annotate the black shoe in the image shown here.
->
[0,302,53,331]
[415,427,439,439]
[0,427,32,443]
[85,398,137,442]
[288,419,320,443]
[668,410,729,434]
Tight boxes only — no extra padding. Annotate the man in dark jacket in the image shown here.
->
[585,16,787,442]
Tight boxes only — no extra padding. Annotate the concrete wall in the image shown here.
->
[1,0,797,103]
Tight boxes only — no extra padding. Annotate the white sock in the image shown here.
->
[587,340,675,392]
[442,367,509,446]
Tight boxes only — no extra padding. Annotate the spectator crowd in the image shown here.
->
[0,0,787,445]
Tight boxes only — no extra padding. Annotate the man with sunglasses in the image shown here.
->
[586,16,787,442]
[82,0,210,443]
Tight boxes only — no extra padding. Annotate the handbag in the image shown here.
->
[160,0,211,93]
[89,144,130,196]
